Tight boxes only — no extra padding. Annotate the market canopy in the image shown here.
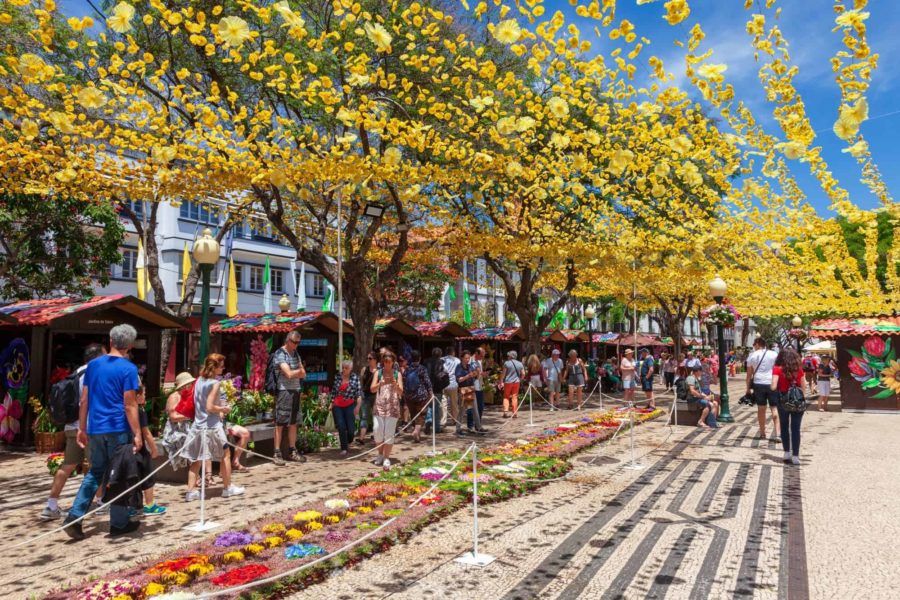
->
[805,340,836,354]
[544,329,589,343]
[810,316,900,339]
[615,333,668,348]
[373,317,419,338]
[463,326,526,341]
[211,311,352,334]
[592,332,621,344]
[410,321,471,339]
[0,295,187,330]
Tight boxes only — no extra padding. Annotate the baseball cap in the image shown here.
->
[552,348,560,355]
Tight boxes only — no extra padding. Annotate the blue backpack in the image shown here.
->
[404,365,422,398]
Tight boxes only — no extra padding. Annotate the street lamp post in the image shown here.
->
[585,305,596,361]
[192,228,220,365]
[709,275,733,423]
[792,315,803,353]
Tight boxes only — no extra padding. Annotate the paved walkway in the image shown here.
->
[290,380,900,600]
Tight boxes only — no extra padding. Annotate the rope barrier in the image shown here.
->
[341,396,433,461]
[195,443,476,598]
[7,428,200,551]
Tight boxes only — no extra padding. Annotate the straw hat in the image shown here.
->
[174,371,196,391]
[624,348,634,354]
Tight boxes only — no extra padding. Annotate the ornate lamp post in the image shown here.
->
[279,294,291,313]
[584,305,596,361]
[192,228,220,364]
[792,315,803,353]
[709,275,733,423]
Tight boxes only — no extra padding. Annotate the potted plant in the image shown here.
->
[29,396,65,453]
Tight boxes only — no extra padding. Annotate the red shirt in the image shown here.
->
[333,381,355,408]
[772,366,804,393]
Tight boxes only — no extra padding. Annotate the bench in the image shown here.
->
[669,400,705,426]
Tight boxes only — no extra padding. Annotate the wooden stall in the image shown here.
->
[0,295,187,446]
[410,321,472,356]
[810,316,900,412]
[373,317,420,359]
[211,311,352,388]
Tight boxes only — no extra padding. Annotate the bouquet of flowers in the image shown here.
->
[248,336,269,391]
[29,396,60,434]
[46,452,65,476]
[700,302,740,327]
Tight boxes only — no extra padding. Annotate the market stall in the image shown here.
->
[0,295,187,447]
[410,320,471,356]
[542,328,589,357]
[810,316,899,412]
[373,317,420,359]
[211,311,353,387]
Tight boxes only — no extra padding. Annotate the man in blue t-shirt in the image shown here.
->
[64,324,142,540]
[639,348,656,409]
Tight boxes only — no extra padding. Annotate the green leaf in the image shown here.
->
[885,338,892,355]
[861,378,882,389]
[846,349,864,359]
[887,349,896,363]
[869,361,886,371]
[870,388,896,399]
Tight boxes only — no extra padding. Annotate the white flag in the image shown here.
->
[296,262,307,311]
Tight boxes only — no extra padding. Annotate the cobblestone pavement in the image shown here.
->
[0,390,620,599]
[290,380,900,600]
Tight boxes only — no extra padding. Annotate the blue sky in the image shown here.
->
[59,0,898,216]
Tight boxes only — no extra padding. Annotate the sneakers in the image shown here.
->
[272,451,286,466]
[382,458,392,470]
[109,521,141,537]
[783,452,791,462]
[289,450,306,463]
[372,455,385,466]
[62,515,85,541]
[185,490,201,502]
[455,429,468,437]
[143,503,167,516]
[790,456,800,466]
[40,506,62,521]
[222,485,246,498]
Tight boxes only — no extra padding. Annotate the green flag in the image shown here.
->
[447,285,457,301]
[462,285,472,325]
[536,297,546,325]
[262,255,272,313]
[322,284,333,312]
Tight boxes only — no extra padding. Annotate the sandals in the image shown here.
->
[232,463,248,472]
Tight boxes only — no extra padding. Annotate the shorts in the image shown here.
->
[752,383,778,407]
[696,397,711,409]
[275,389,301,425]
[373,416,398,444]
[545,379,561,393]
[623,378,635,390]
[503,382,520,399]
[641,378,653,392]
[817,379,832,397]
[64,429,87,466]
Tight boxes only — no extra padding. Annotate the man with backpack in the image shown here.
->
[41,343,106,520]
[802,353,819,397]
[268,329,306,465]
[402,351,433,443]
[639,348,656,410]
[426,348,449,433]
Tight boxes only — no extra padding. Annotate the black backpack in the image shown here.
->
[675,378,690,402]
[782,381,807,413]
[430,359,450,391]
[49,367,84,426]
[264,352,280,394]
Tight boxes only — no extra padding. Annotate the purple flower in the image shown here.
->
[214,531,253,547]
[325,530,352,543]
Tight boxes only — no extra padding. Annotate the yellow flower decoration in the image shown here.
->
[357,506,373,514]
[21,119,39,140]
[107,2,135,34]
[881,361,900,394]
[306,521,324,531]
[144,582,167,597]
[285,528,304,541]
[76,87,107,110]
[697,63,727,82]
[383,147,402,166]
[293,510,322,523]
[17,54,48,80]
[244,543,265,555]
[547,97,569,119]
[217,16,252,48]
[364,22,393,53]
[841,140,868,158]
[262,523,287,535]
[223,550,245,563]
[492,19,521,45]
[325,515,340,524]
[663,0,690,26]
[264,536,285,548]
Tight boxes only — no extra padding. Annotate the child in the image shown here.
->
[137,386,167,516]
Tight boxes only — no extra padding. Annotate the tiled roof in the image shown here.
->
[463,326,524,341]
[410,321,471,338]
[592,332,620,343]
[613,333,668,347]
[212,311,351,334]
[0,295,126,326]
[373,318,419,337]
[810,316,900,338]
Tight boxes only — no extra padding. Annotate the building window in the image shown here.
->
[232,264,243,289]
[119,249,137,280]
[310,274,325,297]
[124,200,144,218]
[249,265,264,291]
[272,269,284,293]
[179,201,218,224]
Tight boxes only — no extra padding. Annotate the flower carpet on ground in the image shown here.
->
[48,407,661,599]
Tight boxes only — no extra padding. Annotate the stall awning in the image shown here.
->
[592,332,620,344]
[211,311,352,334]
[374,317,419,337]
[544,329,589,342]
[0,295,187,329]
[410,321,471,338]
[615,333,668,347]
[810,316,900,339]
[463,326,525,341]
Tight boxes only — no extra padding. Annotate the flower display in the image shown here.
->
[76,579,141,600]
[210,564,270,587]
[458,472,492,484]
[284,543,326,560]
[700,302,740,327]
[306,521,323,531]
[222,551,245,563]
[263,536,284,548]
[847,337,898,399]
[214,531,253,547]
[324,499,350,510]
[285,528,304,541]
[292,510,322,523]
[864,336,886,358]
[143,582,167,597]
[261,523,286,535]
[0,393,23,443]
[145,555,212,584]
[248,336,269,391]
[243,543,265,556]
[47,452,65,476]
[325,530,352,543]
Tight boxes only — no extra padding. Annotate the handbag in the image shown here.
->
[782,382,807,413]
[460,387,476,406]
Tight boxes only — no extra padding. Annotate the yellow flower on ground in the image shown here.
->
[697,63,727,81]
[505,160,523,178]
[107,2,135,34]
[264,536,284,548]
[243,543,265,555]
[550,132,570,149]
[20,119,39,139]
[364,22,393,53]
[76,87,107,109]
[383,146,402,166]
[144,582,166,597]
[285,528,304,541]
[492,19,521,44]
[217,16,252,48]
[841,140,868,157]
[547,97,569,119]
[880,361,900,394]
[663,0,691,26]
[306,521,323,531]
[223,550,245,563]
[47,111,76,134]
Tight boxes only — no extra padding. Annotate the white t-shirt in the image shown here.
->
[748,348,777,385]
[443,356,461,390]
[620,357,635,381]
[472,358,483,391]
[542,358,563,382]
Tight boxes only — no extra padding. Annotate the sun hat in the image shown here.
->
[624,348,634,354]
[174,371,196,391]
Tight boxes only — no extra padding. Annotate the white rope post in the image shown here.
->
[623,403,644,471]
[456,442,495,566]
[526,384,538,427]
[426,395,439,457]
[185,428,221,532]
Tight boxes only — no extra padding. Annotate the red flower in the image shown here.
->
[847,356,873,380]
[211,564,270,586]
[863,336,886,358]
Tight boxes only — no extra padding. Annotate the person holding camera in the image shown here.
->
[687,364,718,428]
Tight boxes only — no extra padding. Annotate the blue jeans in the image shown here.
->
[777,404,804,456]
[68,431,131,529]
[467,390,485,429]
[333,403,356,451]
[357,394,374,435]
[426,395,443,433]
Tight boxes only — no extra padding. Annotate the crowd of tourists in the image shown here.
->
[42,321,835,540]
